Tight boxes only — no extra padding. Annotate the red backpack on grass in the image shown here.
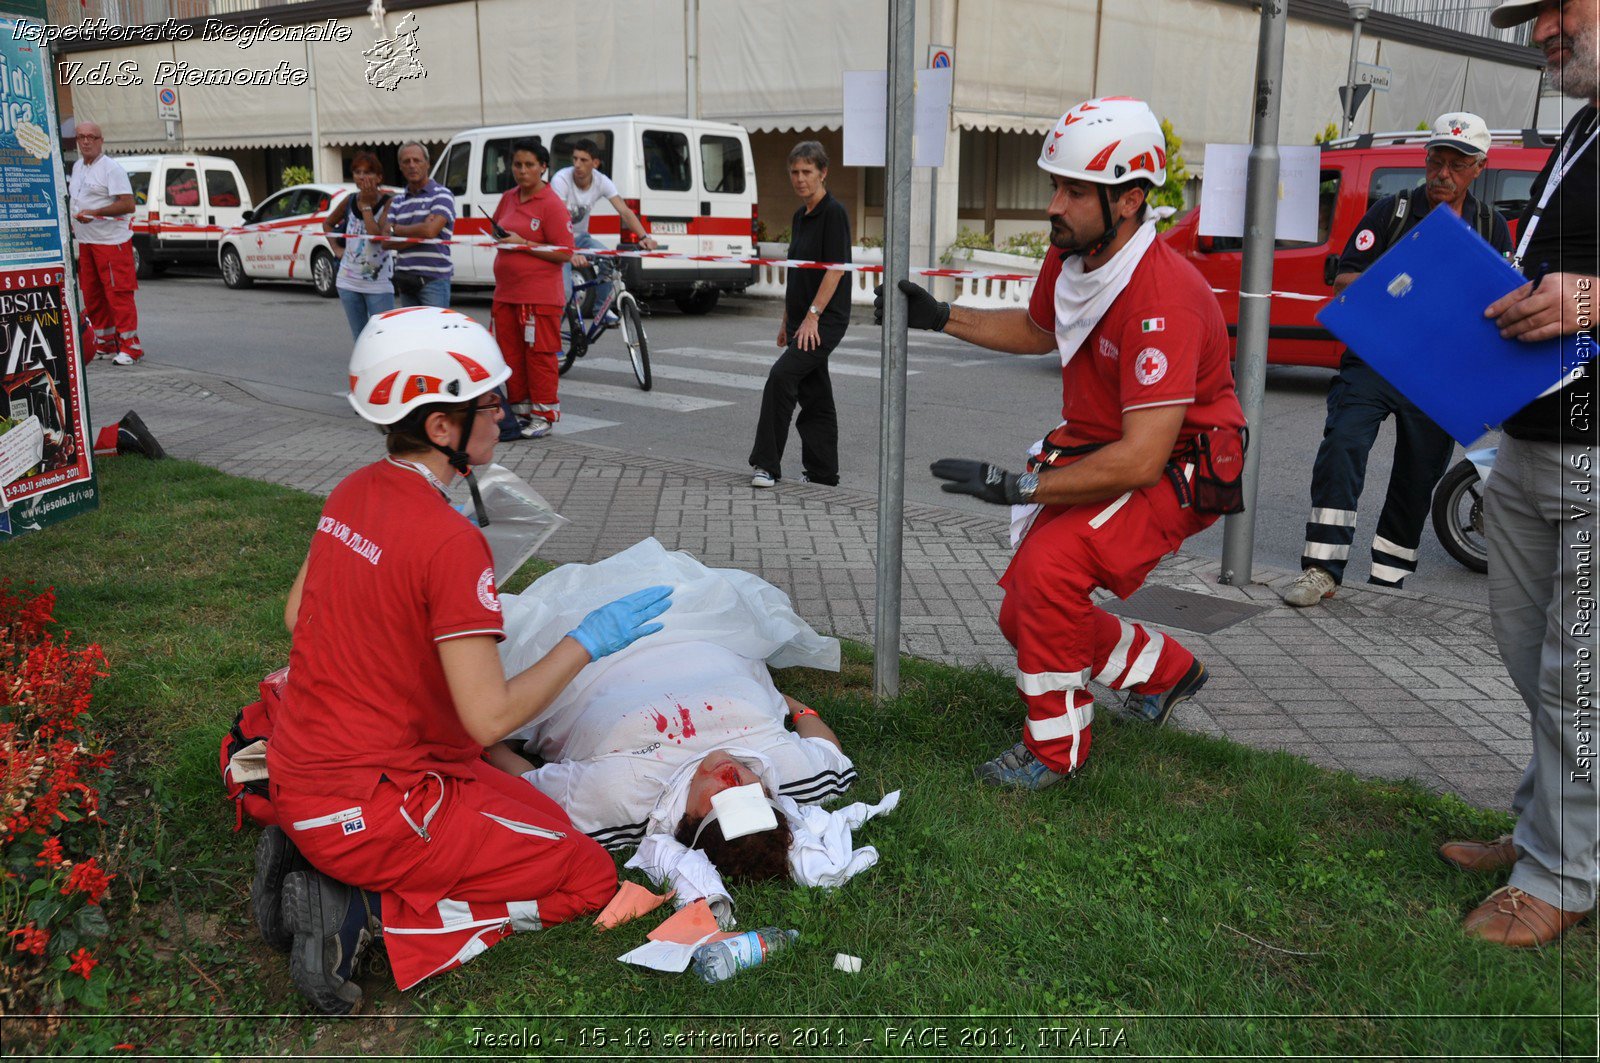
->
[219,667,287,829]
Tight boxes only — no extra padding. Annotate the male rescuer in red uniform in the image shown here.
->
[879,97,1247,789]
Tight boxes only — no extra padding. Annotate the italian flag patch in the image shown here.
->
[1141,317,1165,333]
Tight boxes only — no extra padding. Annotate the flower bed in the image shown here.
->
[1,580,115,1012]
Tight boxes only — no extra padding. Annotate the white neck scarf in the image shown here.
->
[1052,219,1158,367]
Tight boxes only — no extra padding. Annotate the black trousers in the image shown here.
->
[747,338,840,484]
[1300,352,1456,587]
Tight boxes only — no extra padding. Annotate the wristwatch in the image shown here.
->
[808,304,821,317]
[1016,471,1041,503]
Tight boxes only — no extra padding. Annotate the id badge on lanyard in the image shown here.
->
[524,318,537,345]
[1512,119,1600,270]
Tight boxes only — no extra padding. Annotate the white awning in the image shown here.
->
[177,37,312,147]
[312,13,484,145]
[698,0,886,133]
[65,41,175,148]
[476,0,687,123]
[952,0,1097,134]
[1370,38,1468,132]
[1461,56,1541,127]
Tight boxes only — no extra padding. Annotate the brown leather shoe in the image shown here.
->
[1462,885,1588,948]
[1439,834,1517,873]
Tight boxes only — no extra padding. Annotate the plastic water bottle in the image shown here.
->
[690,927,799,983]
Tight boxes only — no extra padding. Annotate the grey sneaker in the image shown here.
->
[975,740,1069,790]
[1282,565,1337,607]
[282,869,379,1015]
[520,417,552,439]
[751,467,777,489]
[252,826,309,953]
[1124,658,1208,727]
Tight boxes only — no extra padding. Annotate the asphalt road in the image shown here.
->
[127,267,1489,605]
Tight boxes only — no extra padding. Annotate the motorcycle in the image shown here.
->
[1431,446,1496,574]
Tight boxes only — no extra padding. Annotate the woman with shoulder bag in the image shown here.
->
[325,151,395,339]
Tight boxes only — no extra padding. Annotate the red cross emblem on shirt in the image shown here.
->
[1140,352,1161,376]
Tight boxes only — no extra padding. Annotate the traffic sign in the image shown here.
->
[928,44,953,69]
[1356,62,1391,92]
[1338,83,1373,121]
[157,87,180,120]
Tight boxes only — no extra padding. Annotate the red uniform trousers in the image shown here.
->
[999,472,1216,774]
[274,759,617,991]
[492,301,563,423]
[77,241,142,361]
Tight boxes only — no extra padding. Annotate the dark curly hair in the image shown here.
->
[675,809,794,884]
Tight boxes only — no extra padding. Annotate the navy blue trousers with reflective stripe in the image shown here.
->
[1300,352,1455,587]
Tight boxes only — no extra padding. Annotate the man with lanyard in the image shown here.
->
[386,141,455,308]
[1440,0,1599,949]
[548,139,657,324]
[1283,113,1512,607]
[878,97,1246,788]
[68,122,143,365]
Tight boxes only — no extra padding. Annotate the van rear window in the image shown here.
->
[642,130,692,192]
[128,172,150,206]
[700,135,745,194]
[205,169,242,208]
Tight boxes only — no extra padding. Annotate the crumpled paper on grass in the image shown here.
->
[616,898,739,973]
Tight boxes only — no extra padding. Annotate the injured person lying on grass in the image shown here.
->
[486,538,899,923]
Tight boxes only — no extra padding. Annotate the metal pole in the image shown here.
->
[1218,0,1286,587]
[874,0,915,699]
[1342,16,1364,136]
[685,0,699,119]
[306,40,323,181]
[927,165,938,269]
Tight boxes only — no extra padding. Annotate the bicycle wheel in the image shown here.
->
[559,303,587,376]
[619,294,651,390]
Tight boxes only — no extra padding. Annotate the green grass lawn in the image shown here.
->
[4,458,1595,1060]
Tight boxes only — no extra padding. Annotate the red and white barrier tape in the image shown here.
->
[224,224,1332,302]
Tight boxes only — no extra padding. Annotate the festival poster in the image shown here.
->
[0,14,94,540]
[0,264,94,534]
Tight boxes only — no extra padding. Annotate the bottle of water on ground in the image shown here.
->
[690,927,799,983]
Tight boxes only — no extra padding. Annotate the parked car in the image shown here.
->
[1160,129,1557,368]
[117,154,254,279]
[432,114,758,312]
[215,183,357,297]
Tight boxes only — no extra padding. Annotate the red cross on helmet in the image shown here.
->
[347,306,510,425]
[1038,97,1168,186]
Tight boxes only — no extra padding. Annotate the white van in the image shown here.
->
[115,154,254,278]
[433,115,756,313]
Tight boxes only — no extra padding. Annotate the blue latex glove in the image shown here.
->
[566,585,673,661]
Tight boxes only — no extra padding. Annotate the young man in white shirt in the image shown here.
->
[548,139,657,323]
[68,122,142,365]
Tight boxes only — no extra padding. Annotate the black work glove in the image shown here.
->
[873,279,951,331]
[930,459,1026,505]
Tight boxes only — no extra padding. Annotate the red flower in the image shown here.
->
[7,923,50,955]
[35,836,64,867]
[67,947,97,979]
[61,857,113,904]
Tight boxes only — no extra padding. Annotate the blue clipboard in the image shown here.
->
[1316,207,1587,446]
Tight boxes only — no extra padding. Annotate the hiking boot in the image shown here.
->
[520,417,552,440]
[282,869,380,1015]
[1282,566,1337,607]
[116,411,166,460]
[751,467,777,489]
[1124,658,1208,727]
[975,740,1069,790]
[252,826,309,953]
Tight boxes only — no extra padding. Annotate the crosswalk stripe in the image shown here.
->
[734,340,951,365]
[573,357,769,391]
[558,379,733,411]
[658,346,917,380]
[543,412,618,436]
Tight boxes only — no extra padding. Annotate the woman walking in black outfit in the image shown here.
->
[748,141,852,488]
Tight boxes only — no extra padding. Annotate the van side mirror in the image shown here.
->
[241,208,255,224]
[1323,253,1340,287]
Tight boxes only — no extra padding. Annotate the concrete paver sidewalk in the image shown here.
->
[85,361,1527,809]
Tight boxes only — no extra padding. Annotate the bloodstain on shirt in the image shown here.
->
[650,710,669,733]
[677,705,697,739]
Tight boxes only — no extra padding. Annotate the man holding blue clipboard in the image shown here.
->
[1437,0,1600,950]
[1283,112,1511,607]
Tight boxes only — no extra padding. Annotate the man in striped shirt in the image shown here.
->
[386,141,455,307]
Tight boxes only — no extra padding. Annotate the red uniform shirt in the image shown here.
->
[1028,238,1244,454]
[269,459,505,799]
[492,184,572,307]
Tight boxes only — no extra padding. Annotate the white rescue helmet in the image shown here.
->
[1038,97,1168,187]
[347,306,510,426]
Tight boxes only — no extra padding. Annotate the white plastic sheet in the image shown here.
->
[450,464,567,583]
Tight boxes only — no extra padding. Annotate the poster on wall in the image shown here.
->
[0,15,94,540]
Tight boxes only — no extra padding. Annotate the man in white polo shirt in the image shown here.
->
[68,122,142,366]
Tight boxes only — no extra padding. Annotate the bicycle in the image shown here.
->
[560,255,651,390]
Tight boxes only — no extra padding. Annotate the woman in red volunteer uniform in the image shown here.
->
[260,306,671,1013]
[490,139,573,439]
